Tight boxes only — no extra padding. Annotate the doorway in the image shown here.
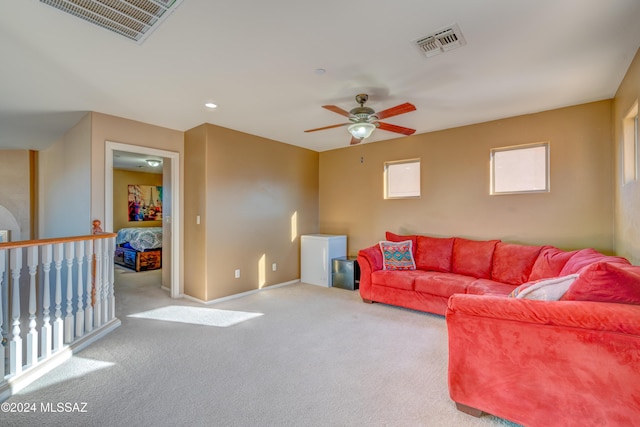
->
[104,141,181,298]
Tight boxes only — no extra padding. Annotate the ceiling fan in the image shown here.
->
[305,94,416,145]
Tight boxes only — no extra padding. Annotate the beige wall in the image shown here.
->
[185,123,319,302]
[183,125,207,300]
[0,150,31,241]
[113,169,163,232]
[614,48,640,264]
[89,112,184,290]
[39,113,92,238]
[319,100,615,255]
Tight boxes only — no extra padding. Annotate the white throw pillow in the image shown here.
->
[509,274,579,301]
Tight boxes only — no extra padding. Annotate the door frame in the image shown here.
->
[104,141,182,298]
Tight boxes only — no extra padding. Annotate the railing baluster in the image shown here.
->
[0,248,6,378]
[102,238,109,324]
[26,246,38,367]
[93,239,102,328]
[64,243,74,343]
[9,248,22,375]
[85,240,93,333]
[41,244,53,359]
[0,231,118,402]
[1,251,6,347]
[75,241,85,338]
[108,238,116,320]
[52,243,63,352]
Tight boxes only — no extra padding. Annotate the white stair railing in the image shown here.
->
[0,227,120,402]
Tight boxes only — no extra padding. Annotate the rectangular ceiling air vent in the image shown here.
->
[40,0,183,44]
[415,23,466,58]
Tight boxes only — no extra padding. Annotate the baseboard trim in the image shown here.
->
[182,279,300,305]
[0,318,121,402]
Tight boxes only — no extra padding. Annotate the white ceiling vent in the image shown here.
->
[40,0,183,44]
[415,24,466,58]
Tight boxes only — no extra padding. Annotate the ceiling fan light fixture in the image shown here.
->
[146,159,161,167]
[348,122,376,139]
[305,94,416,146]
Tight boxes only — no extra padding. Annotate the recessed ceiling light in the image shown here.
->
[314,68,326,75]
[146,159,161,167]
[205,102,218,109]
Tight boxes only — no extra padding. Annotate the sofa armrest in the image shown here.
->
[358,244,383,272]
[447,294,640,335]
[357,244,383,301]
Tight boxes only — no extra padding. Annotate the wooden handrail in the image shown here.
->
[0,233,116,250]
[0,219,115,250]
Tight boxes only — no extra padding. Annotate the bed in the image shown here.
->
[114,227,162,272]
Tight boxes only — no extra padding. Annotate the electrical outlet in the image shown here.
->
[196,215,200,225]
[272,263,277,272]
[234,269,240,278]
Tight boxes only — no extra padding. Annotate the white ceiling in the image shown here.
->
[113,150,164,172]
[1,1,640,153]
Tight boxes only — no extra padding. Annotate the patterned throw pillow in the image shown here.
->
[379,240,416,271]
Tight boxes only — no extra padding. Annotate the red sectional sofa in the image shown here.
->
[357,232,640,426]
[357,232,629,316]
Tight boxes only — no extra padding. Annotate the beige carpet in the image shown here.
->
[3,267,519,426]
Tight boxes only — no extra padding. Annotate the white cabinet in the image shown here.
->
[301,234,347,287]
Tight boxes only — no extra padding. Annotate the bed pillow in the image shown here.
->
[561,263,640,305]
[379,240,416,271]
[509,274,579,301]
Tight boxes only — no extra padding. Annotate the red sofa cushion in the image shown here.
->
[559,248,630,275]
[414,236,455,272]
[561,263,640,305]
[491,242,542,285]
[467,279,517,296]
[529,246,577,281]
[414,271,475,297]
[451,238,499,279]
[371,270,423,291]
[386,231,417,256]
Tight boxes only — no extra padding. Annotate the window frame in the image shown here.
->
[622,101,638,185]
[490,142,550,195]
[384,158,421,199]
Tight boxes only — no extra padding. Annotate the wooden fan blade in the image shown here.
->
[322,105,352,117]
[375,102,416,120]
[377,121,416,136]
[304,123,350,133]
[350,136,362,145]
